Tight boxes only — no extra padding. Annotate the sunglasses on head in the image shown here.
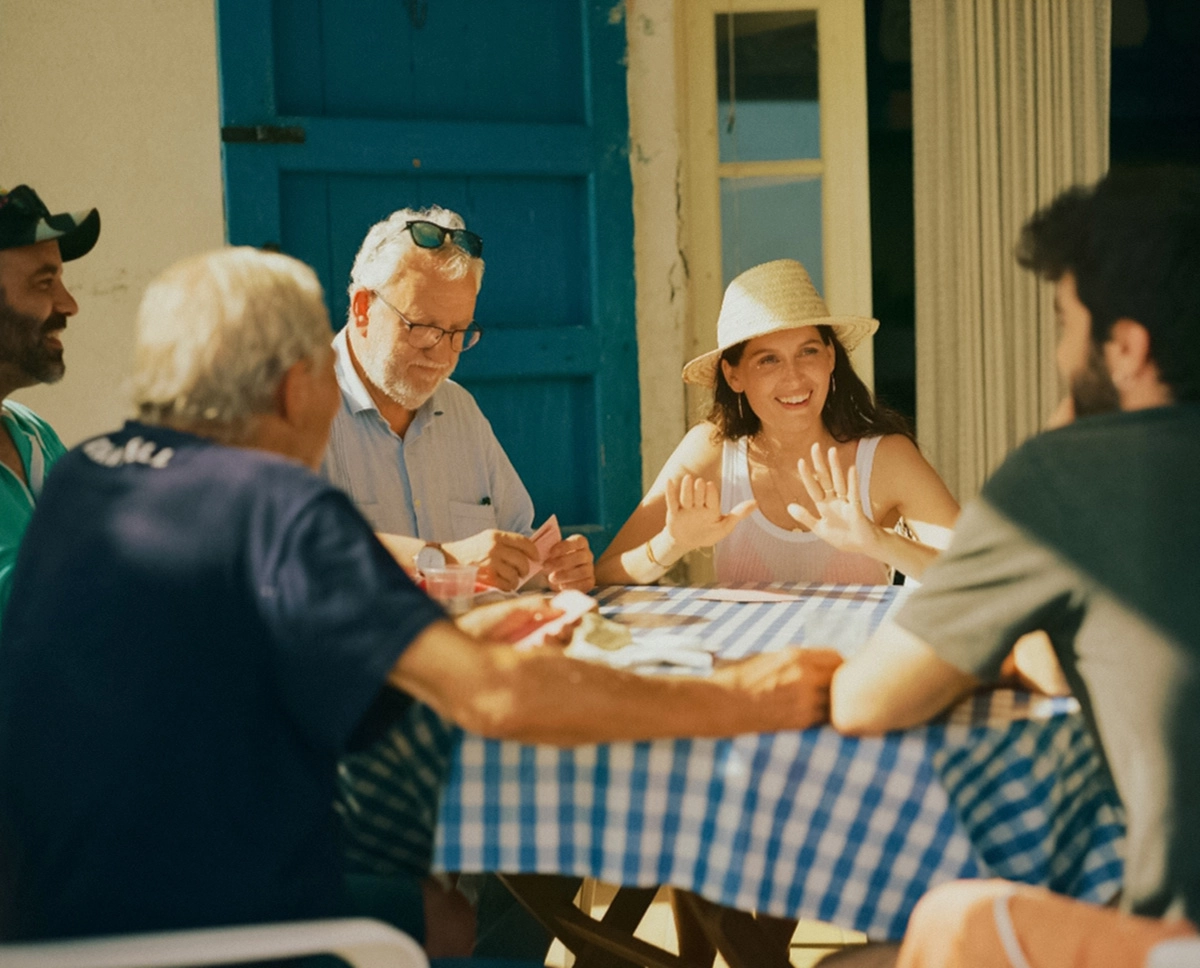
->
[404,220,484,258]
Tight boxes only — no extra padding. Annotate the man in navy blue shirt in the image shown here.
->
[0,247,841,946]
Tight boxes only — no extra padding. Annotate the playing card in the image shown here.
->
[512,589,597,650]
[519,514,562,588]
[530,514,561,561]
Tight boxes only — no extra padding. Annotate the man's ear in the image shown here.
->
[1104,318,1155,387]
[274,358,312,427]
[350,289,372,337]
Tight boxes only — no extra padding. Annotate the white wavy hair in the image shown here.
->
[132,247,331,427]
[347,204,485,310]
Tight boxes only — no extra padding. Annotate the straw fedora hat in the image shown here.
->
[681,259,879,387]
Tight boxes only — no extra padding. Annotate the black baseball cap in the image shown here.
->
[0,184,100,261]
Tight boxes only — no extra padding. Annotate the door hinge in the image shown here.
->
[220,125,306,144]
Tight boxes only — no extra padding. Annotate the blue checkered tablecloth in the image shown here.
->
[431,584,1126,940]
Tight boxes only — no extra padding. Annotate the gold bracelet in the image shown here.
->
[645,538,665,569]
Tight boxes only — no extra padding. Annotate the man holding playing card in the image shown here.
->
[322,205,593,592]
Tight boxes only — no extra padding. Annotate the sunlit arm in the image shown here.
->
[389,620,842,745]
[830,619,980,735]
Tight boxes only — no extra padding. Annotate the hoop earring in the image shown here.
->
[829,374,837,397]
[737,393,745,421]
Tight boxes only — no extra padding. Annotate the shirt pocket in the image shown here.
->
[448,500,499,540]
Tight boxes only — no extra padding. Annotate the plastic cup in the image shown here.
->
[424,564,479,616]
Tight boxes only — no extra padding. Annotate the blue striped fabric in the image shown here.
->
[337,700,461,876]
[432,584,1126,941]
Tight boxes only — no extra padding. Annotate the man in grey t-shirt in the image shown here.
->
[830,167,1200,940]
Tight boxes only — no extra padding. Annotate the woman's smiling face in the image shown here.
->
[720,326,835,428]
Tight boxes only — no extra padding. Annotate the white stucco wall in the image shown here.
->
[0,0,225,445]
[626,0,690,491]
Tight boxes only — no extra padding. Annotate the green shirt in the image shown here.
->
[896,404,1200,921]
[0,401,67,628]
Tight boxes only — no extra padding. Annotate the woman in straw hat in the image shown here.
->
[596,259,959,586]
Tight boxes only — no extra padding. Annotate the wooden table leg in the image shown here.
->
[572,886,660,968]
[676,890,793,968]
[498,874,688,968]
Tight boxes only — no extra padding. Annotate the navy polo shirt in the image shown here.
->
[0,422,445,939]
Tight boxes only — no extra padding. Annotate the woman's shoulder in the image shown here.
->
[869,433,960,521]
[680,420,726,447]
[642,421,727,497]
[670,422,726,472]
[869,431,924,465]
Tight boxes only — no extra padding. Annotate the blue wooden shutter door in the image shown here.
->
[216,0,640,549]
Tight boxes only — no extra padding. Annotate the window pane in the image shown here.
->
[720,176,823,292]
[716,11,820,162]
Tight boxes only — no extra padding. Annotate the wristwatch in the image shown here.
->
[415,543,446,574]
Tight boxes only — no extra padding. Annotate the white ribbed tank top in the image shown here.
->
[714,435,892,585]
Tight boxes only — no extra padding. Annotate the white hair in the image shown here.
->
[132,247,331,427]
[347,204,485,311]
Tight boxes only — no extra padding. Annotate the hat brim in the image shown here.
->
[681,316,880,387]
[35,208,101,262]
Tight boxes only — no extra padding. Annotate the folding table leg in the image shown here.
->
[498,875,686,968]
[572,886,659,968]
[676,890,793,968]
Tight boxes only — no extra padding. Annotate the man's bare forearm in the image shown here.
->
[391,622,838,745]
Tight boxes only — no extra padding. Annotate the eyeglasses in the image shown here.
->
[371,290,483,352]
[404,220,484,258]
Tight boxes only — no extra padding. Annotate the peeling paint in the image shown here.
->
[638,14,656,36]
[608,1,625,26]
[633,142,655,165]
[674,158,690,284]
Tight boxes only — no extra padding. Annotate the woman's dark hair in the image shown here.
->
[707,325,914,442]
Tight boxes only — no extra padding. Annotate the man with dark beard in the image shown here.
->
[817,166,1200,966]
[0,184,99,618]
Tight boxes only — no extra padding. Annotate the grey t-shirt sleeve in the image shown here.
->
[895,498,1086,681]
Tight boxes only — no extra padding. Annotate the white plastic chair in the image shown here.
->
[1145,936,1200,968]
[0,917,428,968]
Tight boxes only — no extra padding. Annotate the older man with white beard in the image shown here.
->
[0,246,841,954]
[322,206,593,593]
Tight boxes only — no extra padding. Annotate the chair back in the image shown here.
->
[0,917,428,968]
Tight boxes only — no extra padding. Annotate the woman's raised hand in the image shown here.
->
[787,443,880,556]
[664,474,757,553]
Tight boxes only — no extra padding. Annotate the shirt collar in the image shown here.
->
[331,326,378,416]
[331,327,444,438]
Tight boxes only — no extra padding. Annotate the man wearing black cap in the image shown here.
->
[0,184,99,619]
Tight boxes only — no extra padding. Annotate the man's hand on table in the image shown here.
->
[442,529,540,591]
[543,533,595,592]
[712,648,844,730]
[454,594,583,648]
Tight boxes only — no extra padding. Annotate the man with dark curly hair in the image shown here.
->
[830,167,1200,966]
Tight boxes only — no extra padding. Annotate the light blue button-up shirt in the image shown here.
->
[321,327,535,542]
